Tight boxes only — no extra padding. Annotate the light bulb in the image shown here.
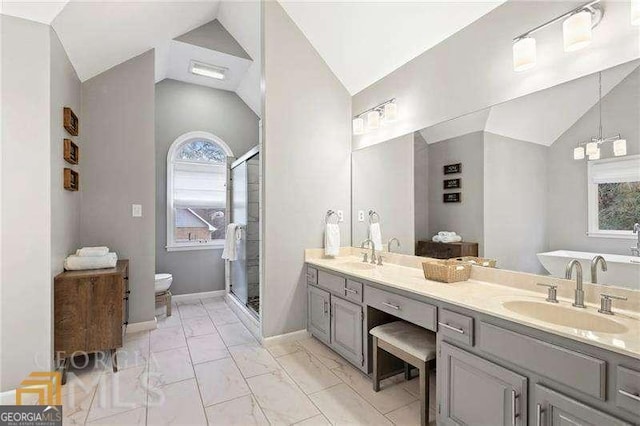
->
[613,139,627,156]
[588,147,601,160]
[632,0,640,25]
[352,117,365,135]
[383,103,398,122]
[513,37,537,72]
[586,142,599,156]
[573,146,585,160]
[366,110,380,130]
[563,10,592,52]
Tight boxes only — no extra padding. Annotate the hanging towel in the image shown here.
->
[222,223,241,261]
[369,223,383,251]
[64,252,118,270]
[325,223,340,257]
[76,246,109,257]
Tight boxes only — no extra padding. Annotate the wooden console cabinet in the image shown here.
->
[54,260,129,381]
[416,241,478,259]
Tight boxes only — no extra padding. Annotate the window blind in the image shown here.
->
[173,162,226,208]
[590,157,640,184]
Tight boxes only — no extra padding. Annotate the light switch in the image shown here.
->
[132,204,142,217]
[358,210,365,222]
[337,210,344,222]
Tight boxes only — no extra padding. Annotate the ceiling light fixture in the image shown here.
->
[512,0,603,72]
[574,72,625,161]
[189,61,227,80]
[352,99,397,135]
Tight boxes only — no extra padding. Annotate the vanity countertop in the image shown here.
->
[305,251,640,360]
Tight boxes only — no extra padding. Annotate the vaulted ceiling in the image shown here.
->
[278,0,505,94]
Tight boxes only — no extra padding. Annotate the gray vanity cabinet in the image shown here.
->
[308,285,331,345]
[438,342,527,426]
[331,296,363,367]
[534,384,632,426]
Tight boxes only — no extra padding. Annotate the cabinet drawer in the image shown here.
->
[439,309,473,346]
[317,270,345,294]
[344,280,363,303]
[365,286,437,331]
[479,322,606,400]
[307,267,318,285]
[617,366,640,415]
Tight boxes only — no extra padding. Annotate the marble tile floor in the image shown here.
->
[60,297,436,425]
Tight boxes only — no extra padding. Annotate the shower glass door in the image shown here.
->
[230,147,260,317]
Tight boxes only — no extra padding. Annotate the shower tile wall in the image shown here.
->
[247,157,260,302]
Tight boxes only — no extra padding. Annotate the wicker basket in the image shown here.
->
[454,256,497,268]
[422,259,471,283]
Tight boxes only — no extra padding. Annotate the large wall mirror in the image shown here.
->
[352,59,640,290]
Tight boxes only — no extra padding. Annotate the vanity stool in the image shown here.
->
[371,321,437,426]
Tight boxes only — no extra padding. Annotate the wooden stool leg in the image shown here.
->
[166,291,172,317]
[111,348,118,373]
[419,363,429,426]
[372,336,381,392]
[404,362,412,381]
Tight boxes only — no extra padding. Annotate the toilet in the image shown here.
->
[155,273,173,316]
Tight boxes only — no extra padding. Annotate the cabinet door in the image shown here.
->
[308,286,331,345]
[87,275,124,352]
[330,297,363,367]
[54,278,90,356]
[438,342,527,426]
[534,384,632,426]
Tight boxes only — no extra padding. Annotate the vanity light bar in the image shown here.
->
[352,99,397,135]
[512,0,604,72]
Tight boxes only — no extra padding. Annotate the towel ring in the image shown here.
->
[325,210,340,224]
[369,210,380,224]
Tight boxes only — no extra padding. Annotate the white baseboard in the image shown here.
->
[262,329,310,346]
[173,290,225,303]
[126,318,157,334]
[226,294,261,341]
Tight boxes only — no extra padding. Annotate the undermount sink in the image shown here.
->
[343,262,377,271]
[502,300,628,334]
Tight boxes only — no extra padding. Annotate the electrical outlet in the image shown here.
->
[358,210,365,222]
[337,210,344,222]
[132,204,142,217]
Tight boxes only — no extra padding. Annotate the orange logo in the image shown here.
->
[16,372,61,406]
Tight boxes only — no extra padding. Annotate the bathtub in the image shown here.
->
[537,250,640,290]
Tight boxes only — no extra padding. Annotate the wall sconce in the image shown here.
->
[512,0,603,72]
[352,99,397,135]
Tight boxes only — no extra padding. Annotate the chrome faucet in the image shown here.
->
[590,255,607,284]
[360,239,376,264]
[565,260,585,308]
[632,223,640,257]
[387,237,401,253]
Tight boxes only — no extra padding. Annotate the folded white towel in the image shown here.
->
[222,224,241,261]
[76,246,109,257]
[369,223,383,251]
[437,231,457,237]
[64,252,118,271]
[325,223,340,257]
[432,234,462,243]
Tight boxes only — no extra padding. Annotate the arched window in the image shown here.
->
[166,131,233,251]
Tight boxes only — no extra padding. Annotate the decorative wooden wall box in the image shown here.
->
[443,178,461,190]
[63,139,79,164]
[443,192,461,203]
[443,163,462,174]
[63,107,79,136]
[64,168,79,191]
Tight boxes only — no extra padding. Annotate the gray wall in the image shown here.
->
[352,1,639,150]
[352,133,415,254]
[51,29,81,279]
[484,132,547,273]
[155,79,259,295]
[414,132,429,243]
[428,131,485,254]
[0,15,53,391]
[548,67,640,255]
[263,1,352,338]
[80,50,156,324]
